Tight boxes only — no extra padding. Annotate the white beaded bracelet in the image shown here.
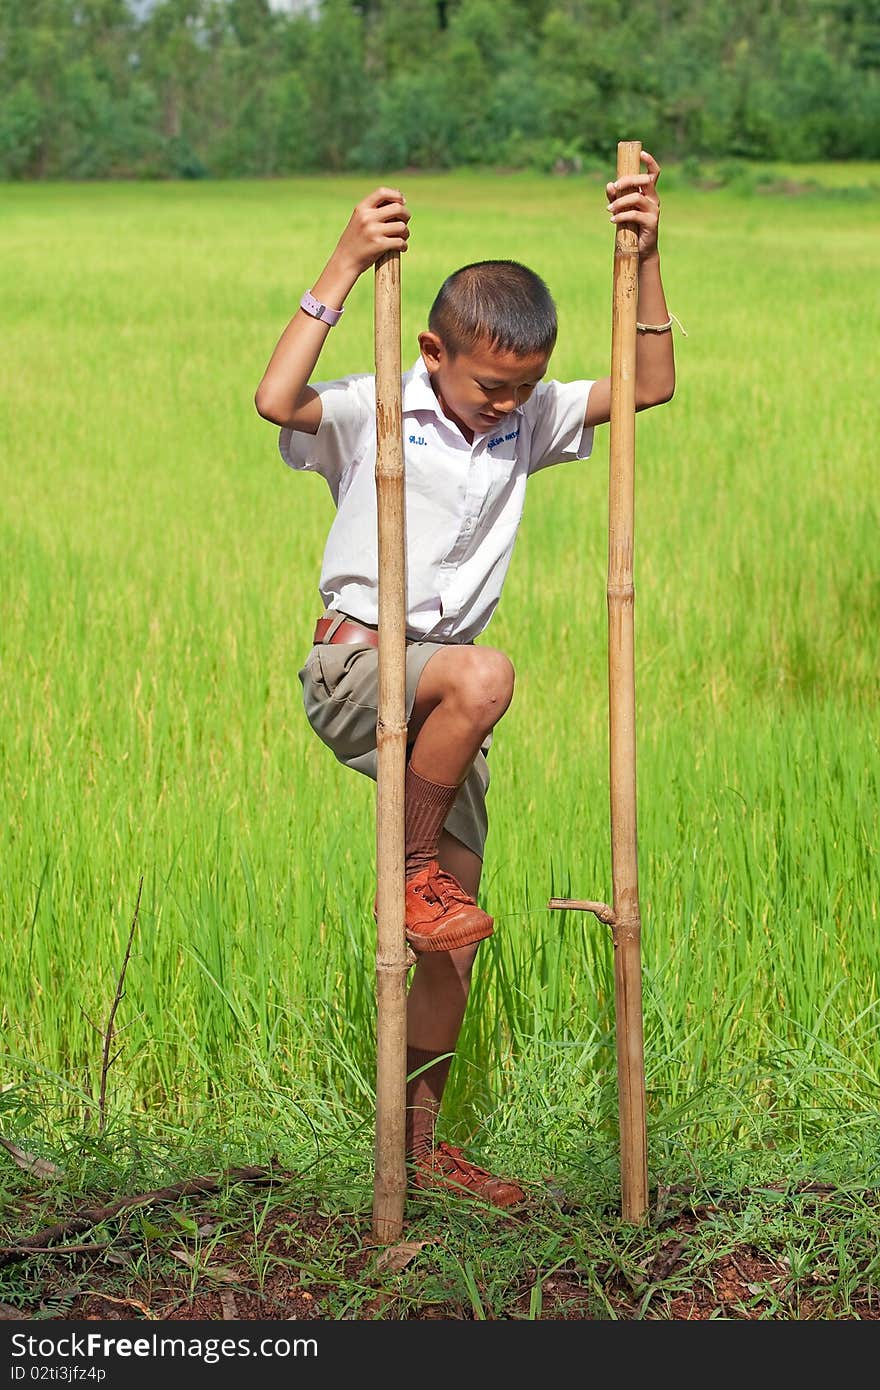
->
[636,312,688,336]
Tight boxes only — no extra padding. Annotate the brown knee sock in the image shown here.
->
[405,1046,454,1160]
[404,765,458,880]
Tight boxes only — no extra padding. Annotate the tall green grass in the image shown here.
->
[1,172,878,1194]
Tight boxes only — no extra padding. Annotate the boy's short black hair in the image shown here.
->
[428,260,557,360]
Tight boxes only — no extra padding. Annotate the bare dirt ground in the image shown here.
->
[3,1174,878,1322]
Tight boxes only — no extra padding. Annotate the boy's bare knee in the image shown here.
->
[450,646,514,726]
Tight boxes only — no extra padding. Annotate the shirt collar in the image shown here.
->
[402,357,444,417]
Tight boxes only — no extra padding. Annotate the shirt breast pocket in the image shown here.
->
[480,449,522,519]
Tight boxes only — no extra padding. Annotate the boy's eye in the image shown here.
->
[476,380,540,399]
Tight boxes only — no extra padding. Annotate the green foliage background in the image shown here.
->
[2,0,879,181]
[1,174,878,1190]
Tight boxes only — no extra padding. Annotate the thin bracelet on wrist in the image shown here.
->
[636,312,688,336]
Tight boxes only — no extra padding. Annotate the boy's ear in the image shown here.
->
[418,331,445,374]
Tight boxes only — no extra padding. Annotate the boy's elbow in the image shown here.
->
[254,385,283,425]
[638,378,675,409]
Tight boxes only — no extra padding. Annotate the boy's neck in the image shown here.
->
[429,378,474,445]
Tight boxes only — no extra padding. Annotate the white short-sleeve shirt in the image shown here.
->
[279,356,594,643]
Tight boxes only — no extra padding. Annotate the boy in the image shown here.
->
[255,156,675,1207]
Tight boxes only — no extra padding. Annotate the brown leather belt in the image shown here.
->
[313,615,380,648]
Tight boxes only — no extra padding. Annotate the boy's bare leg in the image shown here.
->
[408,832,482,1043]
[405,831,481,1158]
[404,647,489,1155]
[397,643,512,953]
[404,831,524,1204]
[403,646,513,1175]
[407,644,514,789]
[402,642,510,887]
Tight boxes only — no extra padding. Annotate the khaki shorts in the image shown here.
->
[298,615,490,859]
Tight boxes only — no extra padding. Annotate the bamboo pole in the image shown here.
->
[372,249,408,1241]
[549,139,649,1223]
[606,138,648,1222]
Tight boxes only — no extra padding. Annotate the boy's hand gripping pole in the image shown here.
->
[549,139,649,1224]
[372,249,410,1242]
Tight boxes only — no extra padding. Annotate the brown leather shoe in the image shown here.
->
[404,861,494,953]
[410,1143,526,1208]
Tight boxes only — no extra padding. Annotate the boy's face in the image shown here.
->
[419,332,550,438]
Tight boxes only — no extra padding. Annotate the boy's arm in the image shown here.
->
[584,151,675,427]
[254,187,410,435]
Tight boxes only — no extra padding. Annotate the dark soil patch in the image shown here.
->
[3,1178,878,1321]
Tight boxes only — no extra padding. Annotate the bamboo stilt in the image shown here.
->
[372,250,408,1241]
[607,138,648,1222]
[549,139,649,1223]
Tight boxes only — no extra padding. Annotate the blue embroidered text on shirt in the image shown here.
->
[408,435,427,446]
[487,427,520,450]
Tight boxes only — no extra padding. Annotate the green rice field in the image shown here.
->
[1,169,878,1203]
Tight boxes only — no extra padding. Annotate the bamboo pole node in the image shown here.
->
[377,719,409,736]
[376,949,418,972]
[612,925,640,946]
[547,897,616,926]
